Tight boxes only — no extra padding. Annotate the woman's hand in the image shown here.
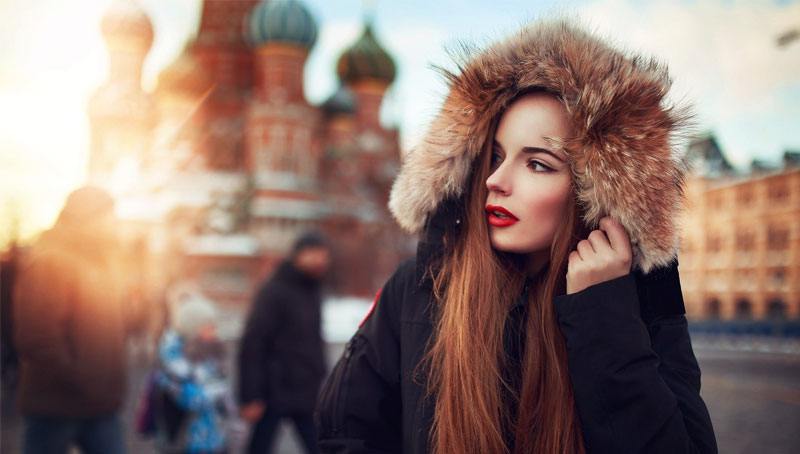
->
[566,216,633,295]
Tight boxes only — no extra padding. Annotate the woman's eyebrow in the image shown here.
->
[521,146,565,163]
[493,140,565,163]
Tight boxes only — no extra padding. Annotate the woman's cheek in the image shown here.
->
[528,182,571,239]
[527,188,567,223]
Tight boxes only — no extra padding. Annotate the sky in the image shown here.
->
[1,0,798,246]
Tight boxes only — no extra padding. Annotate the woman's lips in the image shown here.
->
[485,204,519,227]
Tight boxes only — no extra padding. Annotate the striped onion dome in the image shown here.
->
[245,0,318,50]
[100,0,153,51]
[336,21,396,85]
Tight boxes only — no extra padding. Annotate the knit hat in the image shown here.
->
[168,282,218,339]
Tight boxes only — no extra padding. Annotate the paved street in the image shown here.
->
[692,337,800,454]
[3,337,799,453]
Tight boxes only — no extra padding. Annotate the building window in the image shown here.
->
[734,299,752,319]
[772,268,786,286]
[766,299,787,319]
[706,233,722,252]
[736,231,755,251]
[706,299,721,319]
[767,226,789,250]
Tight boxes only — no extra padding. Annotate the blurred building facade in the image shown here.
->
[88,0,413,306]
[680,133,800,320]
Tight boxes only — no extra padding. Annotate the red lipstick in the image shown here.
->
[485,204,519,227]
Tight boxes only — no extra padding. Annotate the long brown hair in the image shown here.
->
[423,90,591,454]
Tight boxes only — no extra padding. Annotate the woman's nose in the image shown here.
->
[486,165,510,195]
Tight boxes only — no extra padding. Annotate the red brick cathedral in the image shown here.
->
[88,0,413,305]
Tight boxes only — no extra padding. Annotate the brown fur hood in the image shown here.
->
[388,18,693,274]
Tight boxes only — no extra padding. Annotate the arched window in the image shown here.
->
[706,299,721,319]
[734,299,752,319]
[766,299,787,319]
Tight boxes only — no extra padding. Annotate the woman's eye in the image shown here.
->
[490,151,502,167]
[527,160,553,172]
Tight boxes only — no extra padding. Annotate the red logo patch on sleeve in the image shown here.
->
[359,288,382,329]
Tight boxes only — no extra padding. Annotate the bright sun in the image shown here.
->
[0,0,199,247]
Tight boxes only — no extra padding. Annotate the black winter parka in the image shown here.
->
[314,200,718,453]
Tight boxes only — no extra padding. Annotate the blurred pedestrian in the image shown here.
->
[238,232,330,454]
[152,289,238,454]
[13,185,139,454]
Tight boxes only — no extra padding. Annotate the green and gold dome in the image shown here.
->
[336,20,396,85]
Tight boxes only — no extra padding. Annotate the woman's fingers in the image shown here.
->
[577,227,614,263]
[576,239,594,259]
[598,216,632,258]
[586,229,614,256]
[566,216,634,294]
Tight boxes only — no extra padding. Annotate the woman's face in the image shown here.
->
[485,92,573,257]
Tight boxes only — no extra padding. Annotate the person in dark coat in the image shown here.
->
[13,186,139,454]
[315,18,717,454]
[238,232,331,454]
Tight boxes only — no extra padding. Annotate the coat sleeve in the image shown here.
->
[314,260,411,454]
[554,268,718,454]
[237,284,282,405]
[12,252,81,387]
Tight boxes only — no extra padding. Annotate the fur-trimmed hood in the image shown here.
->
[388,18,693,274]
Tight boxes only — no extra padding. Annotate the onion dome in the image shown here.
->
[245,0,318,50]
[336,21,396,85]
[156,45,214,95]
[100,0,154,52]
[321,85,356,115]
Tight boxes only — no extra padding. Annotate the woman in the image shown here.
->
[315,18,717,454]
